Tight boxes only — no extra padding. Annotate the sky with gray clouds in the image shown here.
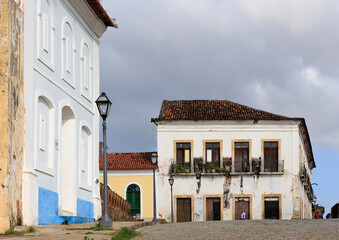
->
[99,0,339,215]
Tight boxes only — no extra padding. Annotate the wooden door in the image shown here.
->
[264,142,278,172]
[235,197,250,220]
[177,198,191,222]
[126,184,141,216]
[206,198,221,221]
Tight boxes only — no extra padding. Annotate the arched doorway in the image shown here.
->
[126,184,141,216]
[60,106,76,216]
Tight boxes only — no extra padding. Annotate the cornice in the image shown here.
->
[63,0,107,41]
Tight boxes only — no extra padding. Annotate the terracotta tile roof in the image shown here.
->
[85,0,118,28]
[152,100,293,122]
[99,152,156,170]
[151,100,315,169]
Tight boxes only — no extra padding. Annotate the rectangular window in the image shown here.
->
[176,143,191,168]
[206,142,220,168]
[39,113,46,151]
[42,14,49,52]
[264,197,279,219]
[84,56,88,90]
[234,142,249,172]
[264,141,278,172]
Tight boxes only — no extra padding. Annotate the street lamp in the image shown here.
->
[96,92,112,227]
[168,176,174,223]
[151,152,158,222]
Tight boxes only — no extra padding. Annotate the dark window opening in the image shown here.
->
[234,142,249,172]
[206,142,220,168]
[264,141,278,172]
[176,143,191,168]
[264,197,280,219]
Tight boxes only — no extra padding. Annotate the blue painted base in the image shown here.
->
[54,216,95,224]
[38,187,94,225]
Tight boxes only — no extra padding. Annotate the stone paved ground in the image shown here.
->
[0,221,153,240]
[137,219,339,240]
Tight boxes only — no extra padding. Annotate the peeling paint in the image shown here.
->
[0,0,24,233]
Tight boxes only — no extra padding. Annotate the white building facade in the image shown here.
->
[152,100,316,222]
[22,0,116,225]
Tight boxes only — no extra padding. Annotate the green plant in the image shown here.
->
[1,226,36,236]
[84,236,94,240]
[184,166,191,172]
[221,168,226,173]
[215,167,221,173]
[111,227,139,240]
[175,164,185,173]
[85,232,94,235]
[203,162,214,171]
[27,226,36,233]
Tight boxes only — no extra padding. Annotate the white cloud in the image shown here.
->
[100,0,339,150]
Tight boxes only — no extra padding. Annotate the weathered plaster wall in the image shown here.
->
[156,120,314,222]
[0,0,24,233]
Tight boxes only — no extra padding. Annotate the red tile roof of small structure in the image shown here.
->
[86,0,117,28]
[152,100,293,121]
[99,152,156,170]
[151,100,315,169]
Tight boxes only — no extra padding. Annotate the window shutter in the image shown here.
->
[177,149,183,165]
[212,148,220,167]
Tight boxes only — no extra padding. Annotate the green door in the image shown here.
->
[126,184,141,216]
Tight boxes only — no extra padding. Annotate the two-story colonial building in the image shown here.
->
[152,100,316,222]
[21,0,116,226]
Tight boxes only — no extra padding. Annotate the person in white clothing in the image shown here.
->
[241,210,246,220]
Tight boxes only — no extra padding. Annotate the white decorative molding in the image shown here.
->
[37,0,55,72]
[33,66,94,115]
[80,39,92,102]
[78,121,93,192]
[62,0,107,42]
[34,89,56,177]
[61,17,76,89]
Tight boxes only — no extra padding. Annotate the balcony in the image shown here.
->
[171,157,284,176]
[300,164,314,201]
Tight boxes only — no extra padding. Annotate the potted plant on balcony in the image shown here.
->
[184,167,191,173]
[175,164,186,173]
[203,162,214,173]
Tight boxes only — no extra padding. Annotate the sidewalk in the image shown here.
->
[0,221,155,240]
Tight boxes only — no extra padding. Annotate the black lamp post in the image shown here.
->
[96,92,112,227]
[151,152,158,222]
[168,176,174,223]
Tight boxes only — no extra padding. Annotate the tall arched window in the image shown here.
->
[80,41,92,100]
[79,125,92,189]
[37,0,54,70]
[62,20,74,86]
[35,93,55,175]
[126,184,141,216]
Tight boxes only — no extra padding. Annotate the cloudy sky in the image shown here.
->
[99,0,339,215]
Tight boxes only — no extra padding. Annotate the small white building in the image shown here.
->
[152,100,316,222]
[22,0,116,225]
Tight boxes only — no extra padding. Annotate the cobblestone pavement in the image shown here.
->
[137,219,339,240]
